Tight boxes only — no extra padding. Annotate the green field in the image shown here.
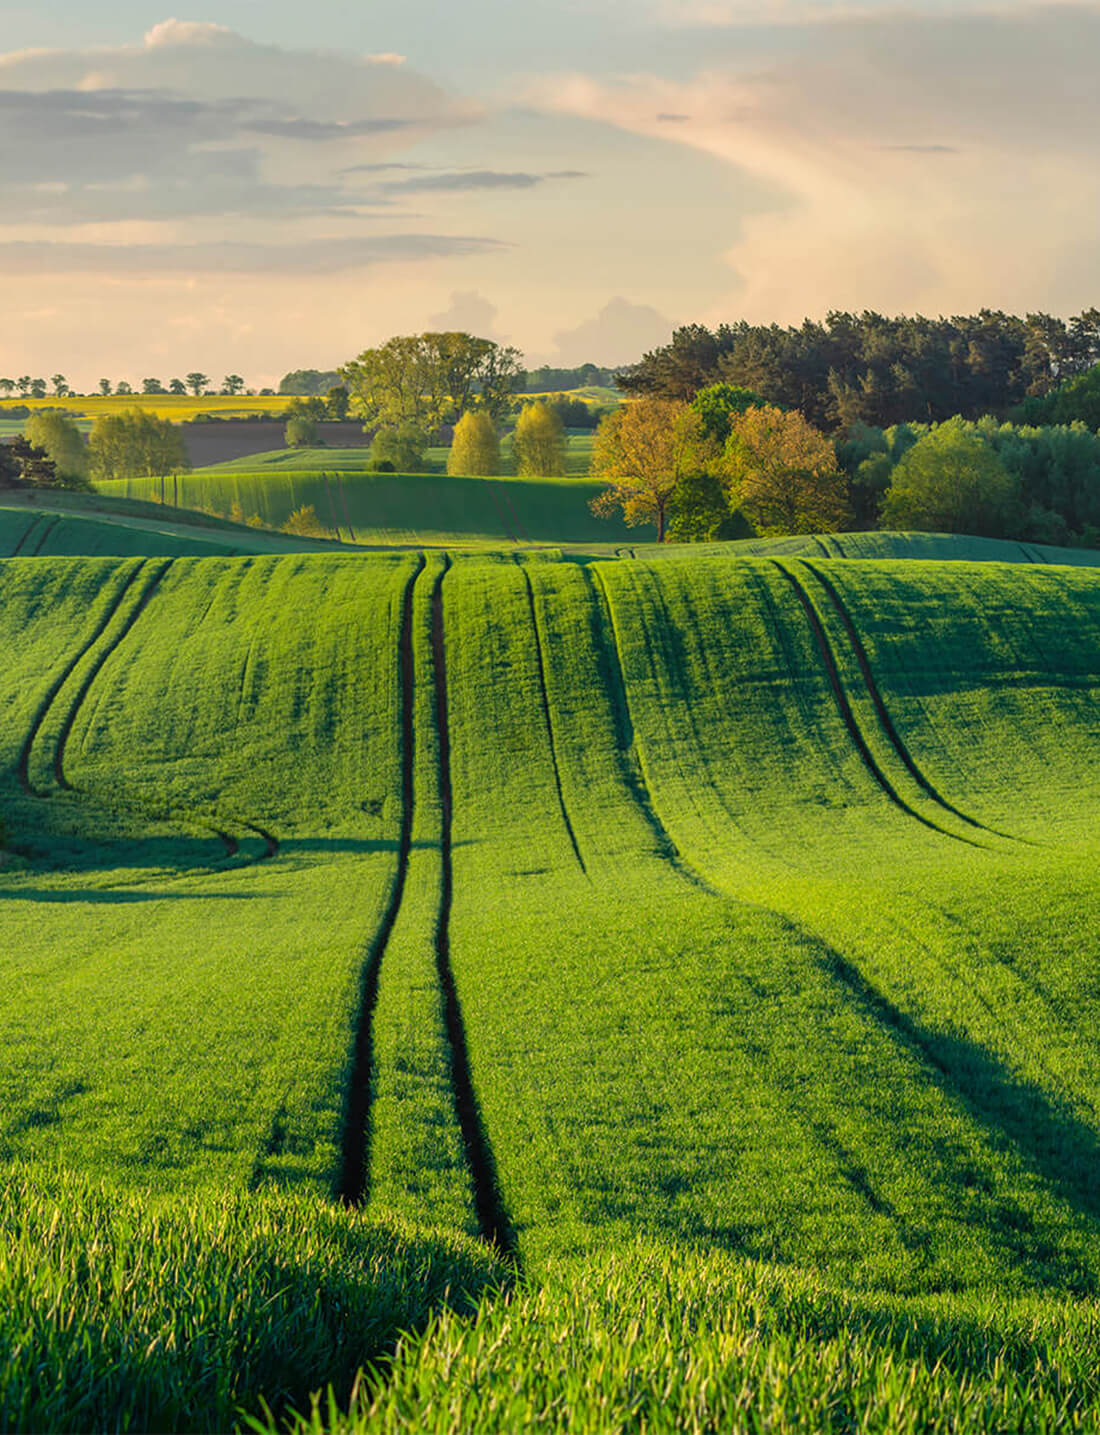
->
[96,468,630,546]
[2,538,1100,1429]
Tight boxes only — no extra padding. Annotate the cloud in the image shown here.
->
[536,5,1100,322]
[428,289,504,337]
[551,298,673,367]
[0,234,507,275]
[0,25,471,232]
[383,168,587,193]
[366,53,408,66]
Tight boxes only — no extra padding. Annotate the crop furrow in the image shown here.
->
[431,564,516,1259]
[772,561,985,848]
[336,475,357,542]
[16,561,148,795]
[53,561,174,791]
[521,567,587,875]
[798,560,1020,842]
[336,555,423,1206]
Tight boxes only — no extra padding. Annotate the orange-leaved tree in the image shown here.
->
[589,399,714,542]
[725,404,849,535]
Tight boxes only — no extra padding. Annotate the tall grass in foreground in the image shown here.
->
[0,1166,502,1434]
[279,1243,1100,1434]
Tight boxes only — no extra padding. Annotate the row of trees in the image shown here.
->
[588,383,1100,547]
[618,311,1100,433]
[447,403,568,478]
[0,410,188,489]
[0,375,269,400]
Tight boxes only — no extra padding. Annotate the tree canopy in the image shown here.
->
[24,412,90,488]
[89,409,189,483]
[513,402,567,477]
[725,404,850,535]
[447,411,501,477]
[880,420,1020,537]
[618,310,1100,433]
[590,399,715,542]
[341,332,523,434]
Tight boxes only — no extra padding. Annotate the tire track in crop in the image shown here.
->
[16,562,148,795]
[53,561,174,792]
[38,557,275,867]
[501,488,531,544]
[337,555,423,1207]
[29,516,60,555]
[828,535,848,558]
[772,561,985,848]
[520,566,587,876]
[9,515,42,556]
[482,479,517,543]
[586,565,723,898]
[431,562,517,1258]
[798,559,1020,843]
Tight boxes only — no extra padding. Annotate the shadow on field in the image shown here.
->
[823,945,1100,1249]
[0,886,271,903]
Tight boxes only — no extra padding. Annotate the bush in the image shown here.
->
[285,416,319,449]
[282,504,328,537]
[370,424,427,473]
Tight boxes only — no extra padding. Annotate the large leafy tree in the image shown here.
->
[590,399,715,542]
[341,332,523,434]
[89,409,190,482]
[25,412,90,488]
[880,420,1020,537]
[725,404,850,535]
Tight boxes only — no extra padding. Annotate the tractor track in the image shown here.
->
[772,561,986,849]
[799,559,1020,842]
[431,563,517,1259]
[29,516,60,556]
[482,478,517,544]
[9,515,42,557]
[586,565,722,899]
[336,555,423,1207]
[53,561,174,791]
[520,566,587,876]
[16,561,149,795]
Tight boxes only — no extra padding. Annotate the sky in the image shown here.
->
[3,0,1099,390]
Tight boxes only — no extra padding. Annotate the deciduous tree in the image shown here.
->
[25,412,90,488]
[448,411,500,476]
[880,420,1020,537]
[88,409,189,482]
[185,372,209,397]
[513,402,566,477]
[590,399,715,542]
[725,404,850,534]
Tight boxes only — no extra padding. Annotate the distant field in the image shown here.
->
[96,468,630,545]
[0,395,289,423]
[198,431,598,478]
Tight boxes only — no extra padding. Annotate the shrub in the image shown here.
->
[25,411,90,488]
[286,415,319,448]
[370,424,427,473]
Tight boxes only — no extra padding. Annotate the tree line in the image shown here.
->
[617,311,1100,433]
[588,383,1100,548]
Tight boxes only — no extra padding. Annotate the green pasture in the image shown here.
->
[1,545,1100,1427]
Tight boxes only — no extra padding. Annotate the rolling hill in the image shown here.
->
[0,542,1099,1428]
